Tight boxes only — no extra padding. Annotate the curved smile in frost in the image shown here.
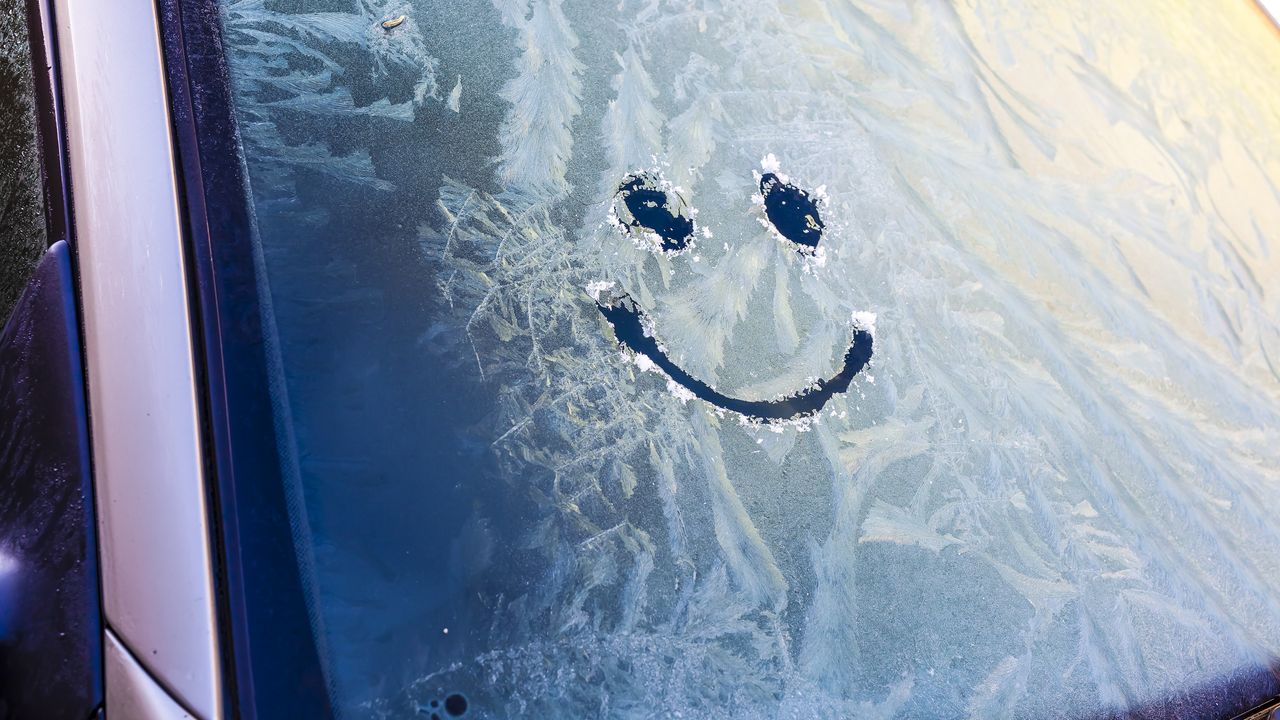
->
[594,158,876,423]
[595,291,875,422]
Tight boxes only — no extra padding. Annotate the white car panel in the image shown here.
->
[52,0,221,716]
[106,629,197,720]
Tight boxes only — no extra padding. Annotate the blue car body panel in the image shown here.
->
[0,240,102,719]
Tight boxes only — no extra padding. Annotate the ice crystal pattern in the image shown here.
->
[403,1,1280,717]
[220,0,438,200]
[224,0,1280,717]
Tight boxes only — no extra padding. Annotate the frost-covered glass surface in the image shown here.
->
[218,1,1280,717]
[0,0,47,327]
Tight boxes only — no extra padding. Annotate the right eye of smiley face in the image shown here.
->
[593,160,875,425]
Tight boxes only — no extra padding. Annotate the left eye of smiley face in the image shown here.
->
[593,162,874,424]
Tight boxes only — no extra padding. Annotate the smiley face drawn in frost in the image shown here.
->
[594,155,875,424]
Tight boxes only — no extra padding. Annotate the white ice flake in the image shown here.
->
[446,75,462,112]
[584,280,615,302]
[851,311,877,335]
[666,378,696,403]
[760,152,783,175]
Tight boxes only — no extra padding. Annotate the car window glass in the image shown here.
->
[0,0,47,328]
[216,1,1280,717]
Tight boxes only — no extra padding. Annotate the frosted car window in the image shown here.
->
[0,0,47,327]
[217,1,1280,718]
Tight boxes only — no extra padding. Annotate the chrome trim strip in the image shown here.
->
[106,629,199,720]
[52,0,221,716]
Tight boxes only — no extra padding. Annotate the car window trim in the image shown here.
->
[154,0,334,717]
